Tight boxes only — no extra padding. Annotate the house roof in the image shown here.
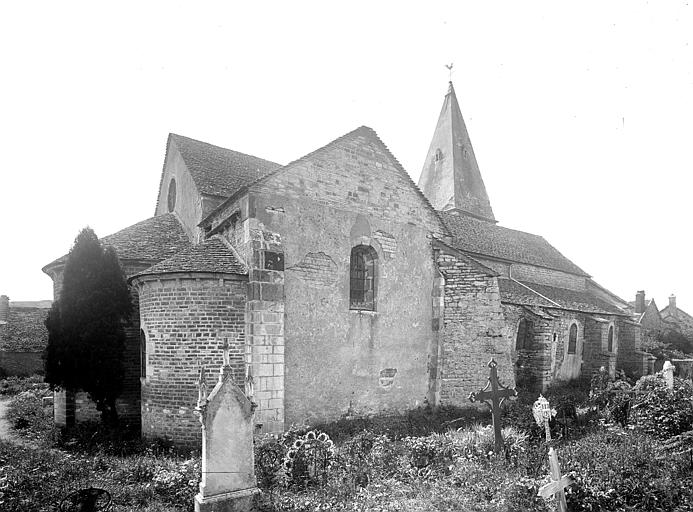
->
[661,304,693,323]
[498,278,624,315]
[169,133,282,198]
[43,214,191,272]
[0,306,49,352]
[441,211,589,277]
[132,237,247,279]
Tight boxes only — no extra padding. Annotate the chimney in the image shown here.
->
[669,294,677,318]
[635,290,646,314]
[0,295,9,324]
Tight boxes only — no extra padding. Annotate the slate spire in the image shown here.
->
[418,81,496,223]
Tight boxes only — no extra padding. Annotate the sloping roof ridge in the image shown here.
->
[510,278,562,307]
[661,304,693,320]
[212,234,248,273]
[364,127,450,237]
[199,126,451,237]
[170,133,281,169]
[154,133,175,215]
[432,237,499,276]
[586,278,630,307]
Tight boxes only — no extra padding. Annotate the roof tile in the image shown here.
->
[441,211,588,276]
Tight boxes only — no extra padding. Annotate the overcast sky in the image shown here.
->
[1,1,691,312]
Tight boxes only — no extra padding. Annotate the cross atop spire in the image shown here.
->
[417,81,496,223]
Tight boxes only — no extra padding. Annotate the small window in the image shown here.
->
[350,245,377,310]
[140,329,147,379]
[568,323,578,355]
[607,327,613,352]
[434,149,443,162]
[167,178,177,212]
[515,318,533,350]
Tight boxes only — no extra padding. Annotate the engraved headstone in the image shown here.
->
[195,359,258,511]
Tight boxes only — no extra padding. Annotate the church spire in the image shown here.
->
[418,81,496,223]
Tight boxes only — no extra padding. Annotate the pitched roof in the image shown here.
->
[498,278,624,315]
[43,214,191,271]
[441,211,589,276]
[132,237,247,278]
[169,133,282,198]
[418,81,496,222]
[0,306,49,352]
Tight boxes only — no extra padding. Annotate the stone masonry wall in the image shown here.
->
[436,251,515,405]
[137,275,247,447]
[217,131,446,427]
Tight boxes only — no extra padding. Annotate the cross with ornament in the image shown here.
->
[538,447,574,512]
[533,394,557,442]
[468,359,517,453]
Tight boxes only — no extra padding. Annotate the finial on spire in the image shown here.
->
[445,63,454,82]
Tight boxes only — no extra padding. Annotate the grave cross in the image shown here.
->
[533,394,557,442]
[538,447,574,512]
[468,359,517,453]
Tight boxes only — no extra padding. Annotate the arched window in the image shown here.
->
[434,148,443,162]
[515,318,533,350]
[568,323,578,355]
[350,245,377,311]
[607,325,614,352]
[167,178,177,212]
[140,329,147,379]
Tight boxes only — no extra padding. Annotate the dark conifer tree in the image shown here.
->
[44,227,131,424]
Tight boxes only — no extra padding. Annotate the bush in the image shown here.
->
[562,430,693,511]
[630,375,693,439]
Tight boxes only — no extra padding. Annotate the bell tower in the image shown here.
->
[418,82,496,223]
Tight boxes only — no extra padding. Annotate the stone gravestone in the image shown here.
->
[662,360,675,390]
[195,357,258,512]
[469,359,517,453]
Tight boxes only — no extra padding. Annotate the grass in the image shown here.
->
[3,376,693,511]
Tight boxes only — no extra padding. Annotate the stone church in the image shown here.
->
[43,82,650,446]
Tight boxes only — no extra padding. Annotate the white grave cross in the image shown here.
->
[533,394,557,442]
[538,447,574,512]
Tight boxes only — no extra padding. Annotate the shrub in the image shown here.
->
[562,430,693,511]
[630,375,693,439]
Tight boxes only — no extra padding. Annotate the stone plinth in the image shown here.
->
[195,365,258,512]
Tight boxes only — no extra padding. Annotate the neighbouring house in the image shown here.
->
[0,294,51,377]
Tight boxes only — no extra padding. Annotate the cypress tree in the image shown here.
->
[44,227,131,424]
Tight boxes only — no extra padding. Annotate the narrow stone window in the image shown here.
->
[350,245,377,311]
[140,329,147,379]
[515,318,533,350]
[568,323,578,355]
[167,177,177,212]
[434,148,443,162]
[607,325,614,352]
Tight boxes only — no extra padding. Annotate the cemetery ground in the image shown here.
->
[1,373,693,511]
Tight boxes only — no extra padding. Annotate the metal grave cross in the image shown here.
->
[538,447,574,512]
[468,359,517,453]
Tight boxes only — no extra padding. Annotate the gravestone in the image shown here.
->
[469,359,517,453]
[194,357,258,512]
[533,394,556,442]
[538,447,573,512]
[662,360,675,390]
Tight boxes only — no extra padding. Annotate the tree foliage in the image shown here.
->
[44,227,131,423]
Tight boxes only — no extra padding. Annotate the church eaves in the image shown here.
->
[42,213,191,273]
[418,82,496,222]
[130,237,247,280]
